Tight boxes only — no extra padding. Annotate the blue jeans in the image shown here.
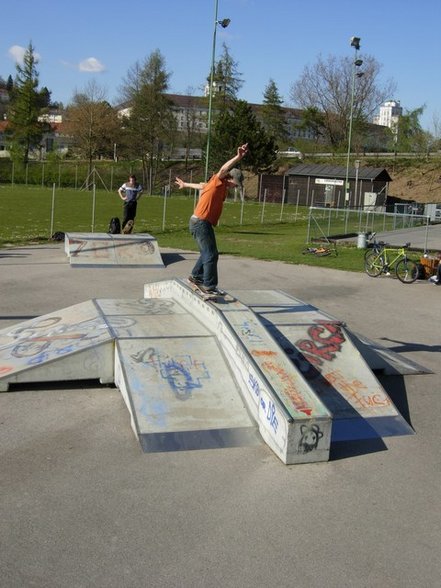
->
[189,217,219,289]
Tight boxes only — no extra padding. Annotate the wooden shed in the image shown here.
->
[260,164,392,209]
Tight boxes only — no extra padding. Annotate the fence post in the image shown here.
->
[260,189,267,223]
[50,183,56,238]
[162,185,168,231]
[91,183,97,232]
[306,207,312,242]
[279,188,286,222]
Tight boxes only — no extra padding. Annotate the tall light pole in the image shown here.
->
[344,36,363,208]
[204,0,230,181]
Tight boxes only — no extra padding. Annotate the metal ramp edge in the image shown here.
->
[65,232,164,268]
[346,331,433,376]
[143,279,333,465]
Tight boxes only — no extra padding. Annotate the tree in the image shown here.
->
[118,49,176,193]
[64,80,121,182]
[6,42,49,164]
[394,106,430,153]
[176,93,206,169]
[260,79,289,146]
[208,43,243,112]
[210,100,277,175]
[290,53,396,149]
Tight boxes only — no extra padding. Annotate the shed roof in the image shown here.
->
[286,163,392,182]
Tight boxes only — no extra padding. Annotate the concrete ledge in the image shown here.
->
[65,232,164,267]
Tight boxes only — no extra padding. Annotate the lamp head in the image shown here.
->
[218,18,231,28]
[350,36,361,50]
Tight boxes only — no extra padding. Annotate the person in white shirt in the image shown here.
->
[118,174,143,233]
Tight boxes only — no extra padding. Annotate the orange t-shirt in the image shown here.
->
[193,174,228,225]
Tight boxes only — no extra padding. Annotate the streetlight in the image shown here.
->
[344,36,364,207]
[204,0,230,181]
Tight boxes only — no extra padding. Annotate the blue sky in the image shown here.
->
[2,0,440,131]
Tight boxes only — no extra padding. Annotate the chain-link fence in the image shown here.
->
[307,205,433,248]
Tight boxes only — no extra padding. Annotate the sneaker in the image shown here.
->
[210,286,226,295]
[198,284,216,294]
[188,275,203,286]
[429,276,439,284]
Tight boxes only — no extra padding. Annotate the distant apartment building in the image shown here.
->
[373,100,403,133]
[121,93,318,144]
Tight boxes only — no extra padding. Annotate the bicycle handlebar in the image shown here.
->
[372,241,411,249]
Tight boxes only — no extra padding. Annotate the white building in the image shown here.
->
[373,100,403,131]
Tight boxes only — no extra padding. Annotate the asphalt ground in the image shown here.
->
[1,242,440,588]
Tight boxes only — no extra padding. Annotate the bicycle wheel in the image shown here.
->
[364,252,384,277]
[364,246,381,261]
[395,258,418,283]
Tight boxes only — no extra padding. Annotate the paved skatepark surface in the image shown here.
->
[1,242,440,587]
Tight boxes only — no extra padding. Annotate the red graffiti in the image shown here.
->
[261,360,313,416]
[296,320,345,371]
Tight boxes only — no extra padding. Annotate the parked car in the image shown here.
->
[276,147,303,159]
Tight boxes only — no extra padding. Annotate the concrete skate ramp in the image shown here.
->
[230,289,415,442]
[144,280,333,464]
[0,300,115,391]
[64,232,164,267]
[0,296,258,453]
[101,298,258,452]
[0,279,418,463]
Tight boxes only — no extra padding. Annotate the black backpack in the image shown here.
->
[108,217,121,234]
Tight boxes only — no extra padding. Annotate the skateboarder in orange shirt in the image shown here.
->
[175,144,249,293]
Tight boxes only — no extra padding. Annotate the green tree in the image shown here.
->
[208,43,243,113]
[260,79,288,146]
[64,80,121,183]
[210,100,277,175]
[6,42,49,164]
[290,54,396,149]
[6,75,14,94]
[394,106,429,153]
[119,49,176,193]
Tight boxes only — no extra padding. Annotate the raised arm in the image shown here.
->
[218,144,249,179]
[175,177,205,190]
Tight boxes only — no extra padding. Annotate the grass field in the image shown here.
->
[0,184,421,272]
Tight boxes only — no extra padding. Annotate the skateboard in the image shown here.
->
[186,280,230,302]
[122,220,134,234]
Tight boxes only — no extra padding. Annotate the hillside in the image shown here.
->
[273,155,441,204]
[385,160,441,203]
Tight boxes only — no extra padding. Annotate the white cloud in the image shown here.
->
[8,45,41,64]
[78,57,105,73]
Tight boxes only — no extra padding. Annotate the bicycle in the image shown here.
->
[302,246,332,257]
[364,239,419,283]
[363,232,383,260]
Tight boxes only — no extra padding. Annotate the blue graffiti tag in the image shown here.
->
[266,400,279,434]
